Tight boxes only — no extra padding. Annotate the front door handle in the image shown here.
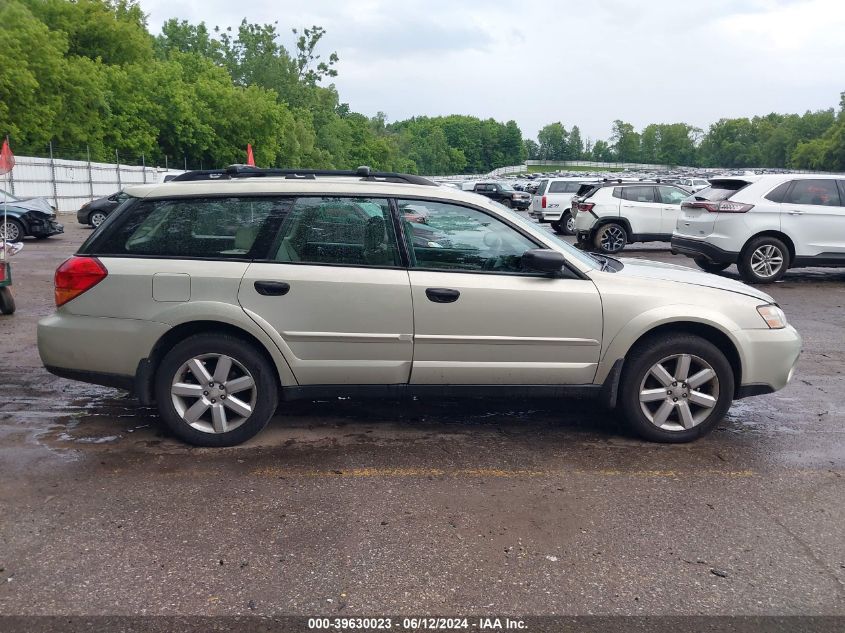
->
[789,210,803,216]
[425,288,460,303]
[254,280,290,296]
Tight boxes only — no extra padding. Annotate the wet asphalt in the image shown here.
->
[0,221,843,617]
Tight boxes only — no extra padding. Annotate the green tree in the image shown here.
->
[537,122,568,160]
[610,120,640,162]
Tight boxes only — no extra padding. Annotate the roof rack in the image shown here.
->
[170,164,438,186]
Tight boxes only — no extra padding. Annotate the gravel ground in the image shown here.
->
[0,220,842,618]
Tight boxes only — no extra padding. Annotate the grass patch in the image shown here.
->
[525,164,626,173]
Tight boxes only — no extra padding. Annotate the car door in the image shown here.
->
[780,179,845,258]
[398,198,603,385]
[656,185,690,235]
[239,196,414,385]
[620,186,661,236]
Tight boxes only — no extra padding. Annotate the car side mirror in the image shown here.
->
[522,249,566,274]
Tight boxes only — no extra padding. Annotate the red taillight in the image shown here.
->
[541,195,547,209]
[578,202,595,212]
[0,263,7,283]
[682,200,754,213]
[54,256,108,307]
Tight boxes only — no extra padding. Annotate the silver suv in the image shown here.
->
[38,166,801,446]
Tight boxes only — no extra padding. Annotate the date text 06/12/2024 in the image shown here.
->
[307,617,527,630]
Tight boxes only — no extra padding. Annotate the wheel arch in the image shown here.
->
[598,315,744,401]
[741,230,795,262]
[594,216,633,242]
[137,319,293,405]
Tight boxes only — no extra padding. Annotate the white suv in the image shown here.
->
[573,181,692,254]
[676,178,710,193]
[529,178,588,234]
[672,174,845,283]
[37,166,800,446]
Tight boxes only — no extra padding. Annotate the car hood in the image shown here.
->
[7,196,55,215]
[614,258,775,303]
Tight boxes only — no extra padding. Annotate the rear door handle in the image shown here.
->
[425,288,460,303]
[254,280,290,296]
[789,210,803,216]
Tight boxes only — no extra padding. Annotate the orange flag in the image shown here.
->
[246,143,255,167]
[0,138,14,175]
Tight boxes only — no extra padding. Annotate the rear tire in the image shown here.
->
[593,223,627,254]
[562,211,576,235]
[90,211,107,228]
[154,333,278,447]
[620,334,734,443]
[738,236,789,284]
[693,257,730,273]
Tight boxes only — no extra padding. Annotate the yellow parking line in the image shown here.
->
[250,466,758,479]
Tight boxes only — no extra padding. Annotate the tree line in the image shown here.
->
[1,0,843,174]
[528,105,843,171]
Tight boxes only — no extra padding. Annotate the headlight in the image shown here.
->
[757,304,787,329]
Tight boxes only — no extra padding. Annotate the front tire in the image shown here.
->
[154,333,278,447]
[500,199,512,209]
[693,257,730,273]
[738,236,789,284]
[0,218,24,242]
[619,334,734,443]
[593,223,627,254]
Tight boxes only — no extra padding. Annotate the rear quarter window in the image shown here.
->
[85,197,285,259]
[535,180,549,196]
[764,181,791,203]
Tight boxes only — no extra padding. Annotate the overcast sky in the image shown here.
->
[139,0,844,142]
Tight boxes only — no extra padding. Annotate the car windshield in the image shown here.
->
[498,183,515,192]
[492,203,599,270]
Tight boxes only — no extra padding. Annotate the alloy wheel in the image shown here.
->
[1,221,21,241]
[600,225,626,252]
[170,353,258,434]
[638,353,719,431]
[750,244,784,279]
[91,212,107,228]
[566,215,576,233]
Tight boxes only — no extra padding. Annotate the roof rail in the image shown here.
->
[170,164,438,186]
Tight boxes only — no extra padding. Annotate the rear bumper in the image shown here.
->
[38,313,169,386]
[530,211,563,221]
[76,208,90,224]
[671,236,738,264]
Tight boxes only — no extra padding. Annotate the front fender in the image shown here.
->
[595,305,744,384]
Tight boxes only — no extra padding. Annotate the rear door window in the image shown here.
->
[622,186,657,203]
[783,179,842,207]
[657,186,689,204]
[272,197,400,267]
